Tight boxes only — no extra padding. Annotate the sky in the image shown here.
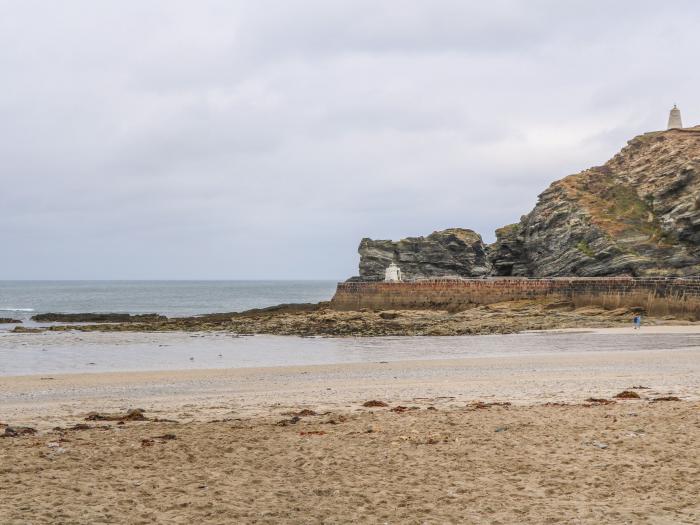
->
[1,1,699,280]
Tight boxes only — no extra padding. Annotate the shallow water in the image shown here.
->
[1,330,699,377]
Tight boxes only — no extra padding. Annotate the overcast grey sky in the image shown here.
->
[1,1,698,279]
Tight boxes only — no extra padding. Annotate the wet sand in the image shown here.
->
[1,328,699,523]
[2,341,699,428]
[3,323,700,376]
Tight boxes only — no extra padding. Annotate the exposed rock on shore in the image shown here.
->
[21,299,686,337]
[0,318,22,324]
[355,228,491,281]
[32,313,167,323]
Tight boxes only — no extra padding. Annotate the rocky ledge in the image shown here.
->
[0,318,22,324]
[32,313,168,323]
[14,299,692,337]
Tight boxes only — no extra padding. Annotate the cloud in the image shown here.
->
[1,0,699,278]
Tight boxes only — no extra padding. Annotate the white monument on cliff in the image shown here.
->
[667,105,683,129]
[384,262,403,282]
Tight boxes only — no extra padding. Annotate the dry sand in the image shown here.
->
[1,401,698,524]
[1,331,699,524]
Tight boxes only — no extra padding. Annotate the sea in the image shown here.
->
[0,280,338,324]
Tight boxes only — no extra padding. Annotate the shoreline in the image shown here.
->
[535,324,700,334]
[2,322,700,377]
[4,320,700,378]
[11,297,700,337]
[3,339,698,429]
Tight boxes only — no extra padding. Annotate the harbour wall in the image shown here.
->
[330,278,700,319]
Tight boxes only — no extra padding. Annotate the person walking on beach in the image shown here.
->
[633,314,642,330]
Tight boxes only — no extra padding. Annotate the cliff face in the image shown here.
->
[355,127,700,279]
[494,127,700,276]
[357,228,491,280]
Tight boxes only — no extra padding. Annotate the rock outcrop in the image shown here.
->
[487,223,528,277]
[31,313,167,323]
[19,299,672,337]
[493,127,700,276]
[356,228,491,280]
[355,127,700,279]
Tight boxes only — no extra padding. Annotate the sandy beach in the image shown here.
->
[2,335,700,428]
[6,1,700,522]
[2,400,698,524]
[1,327,699,523]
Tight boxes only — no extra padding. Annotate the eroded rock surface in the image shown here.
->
[32,313,167,323]
[20,299,692,337]
[357,127,700,278]
[490,127,700,276]
[356,228,491,281]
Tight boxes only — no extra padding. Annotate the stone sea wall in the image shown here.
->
[330,278,700,319]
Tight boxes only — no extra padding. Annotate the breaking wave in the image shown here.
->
[0,308,35,312]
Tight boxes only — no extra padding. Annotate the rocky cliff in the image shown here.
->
[355,127,700,279]
[356,228,491,280]
[491,127,700,276]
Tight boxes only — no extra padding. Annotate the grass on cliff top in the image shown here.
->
[560,169,675,247]
[576,240,595,257]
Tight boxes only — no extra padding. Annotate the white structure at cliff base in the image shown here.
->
[667,105,683,130]
[384,262,403,282]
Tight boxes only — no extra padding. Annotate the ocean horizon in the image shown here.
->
[0,280,339,323]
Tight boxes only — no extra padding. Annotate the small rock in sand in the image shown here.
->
[281,409,318,417]
[363,400,388,408]
[85,408,148,422]
[586,398,616,405]
[614,391,641,399]
[153,433,177,441]
[468,401,512,409]
[2,426,37,438]
[68,424,93,431]
[276,416,301,426]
